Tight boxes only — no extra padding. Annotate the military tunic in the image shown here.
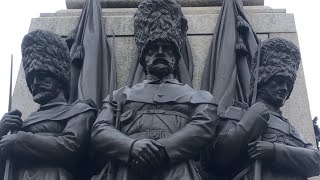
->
[91,78,218,180]
[0,101,96,180]
[203,105,320,180]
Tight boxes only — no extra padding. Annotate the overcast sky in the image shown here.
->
[0,0,319,121]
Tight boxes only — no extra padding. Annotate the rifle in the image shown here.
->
[3,55,14,180]
[233,40,263,180]
[252,41,262,180]
[94,31,123,180]
[109,30,121,129]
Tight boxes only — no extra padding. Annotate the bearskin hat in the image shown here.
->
[21,29,71,99]
[134,0,188,68]
[251,37,301,99]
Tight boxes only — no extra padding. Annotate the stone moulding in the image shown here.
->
[66,0,264,9]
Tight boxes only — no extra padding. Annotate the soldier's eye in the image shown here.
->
[147,46,156,55]
[163,45,174,54]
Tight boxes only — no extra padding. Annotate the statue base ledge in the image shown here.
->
[66,0,264,9]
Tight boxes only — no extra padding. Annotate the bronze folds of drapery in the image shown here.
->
[67,0,117,109]
[201,0,259,114]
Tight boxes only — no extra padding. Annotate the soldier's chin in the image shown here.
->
[33,92,53,105]
[275,95,287,106]
[273,98,286,108]
[148,66,171,78]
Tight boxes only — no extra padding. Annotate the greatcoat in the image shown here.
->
[203,104,320,180]
[0,100,96,180]
[91,77,218,180]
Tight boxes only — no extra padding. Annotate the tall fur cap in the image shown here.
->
[251,37,301,98]
[134,0,188,65]
[21,29,71,99]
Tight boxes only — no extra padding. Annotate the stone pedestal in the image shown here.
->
[13,3,317,175]
[66,0,264,9]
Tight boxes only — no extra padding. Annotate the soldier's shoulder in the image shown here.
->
[178,85,216,104]
[220,103,247,121]
[72,99,98,115]
[102,86,130,102]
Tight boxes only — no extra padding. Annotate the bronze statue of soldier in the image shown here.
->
[91,0,218,179]
[0,30,97,180]
[202,38,320,179]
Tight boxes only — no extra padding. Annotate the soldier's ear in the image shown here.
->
[181,17,188,34]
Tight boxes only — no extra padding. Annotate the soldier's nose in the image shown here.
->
[33,77,38,84]
[157,46,163,54]
[280,82,288,91]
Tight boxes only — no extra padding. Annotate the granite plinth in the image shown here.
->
[66,0,264,9]
[43,6,285,17]
[29,7,295,37]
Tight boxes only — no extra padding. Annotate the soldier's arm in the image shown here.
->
[91,103,136,163]
[270,141,320,177]
[12,109,96,165]
[157,103,218,164]
[205,103,269,171]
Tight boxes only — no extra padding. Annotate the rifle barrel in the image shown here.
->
[8,55,13,112]
[253,40,262,180]
[4,54,14,180]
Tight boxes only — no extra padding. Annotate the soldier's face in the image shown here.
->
[29,71,60,105]
[144,40,178,78]
[260,76,290,108]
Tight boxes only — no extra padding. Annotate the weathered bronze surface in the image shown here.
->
[202,38,320,179]
[90,0,218,179]
[3,0,319,179]
[0,30,97,180]
[67,0,117,109]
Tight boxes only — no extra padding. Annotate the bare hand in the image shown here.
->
[248,141,275,161]
[0,134,17,156]
[0,110,22,136]
[130,139,165,169]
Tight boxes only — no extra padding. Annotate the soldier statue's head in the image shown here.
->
[251,38,301,109]
[21,29,71,105]
[134,0,188,79]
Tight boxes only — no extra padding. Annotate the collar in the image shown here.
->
[269,110,288,122]
[38,102,68,111]
[143,74,181,85]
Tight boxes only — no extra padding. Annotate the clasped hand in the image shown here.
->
[248,141,275,161]
[130,139,168,173]
[0,109,22,156]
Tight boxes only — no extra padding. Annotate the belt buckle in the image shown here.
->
[147,130,165,140]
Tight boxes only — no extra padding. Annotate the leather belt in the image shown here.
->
[130,129,171,140]
[35,132,59,136]
[136,109,189,119]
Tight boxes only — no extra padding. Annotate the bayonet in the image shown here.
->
[7,55,13,112]
[4,54,14,180]
[253,40,262,180]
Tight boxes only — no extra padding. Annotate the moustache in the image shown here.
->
[153,57,169,65]
[31,86,51,95]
